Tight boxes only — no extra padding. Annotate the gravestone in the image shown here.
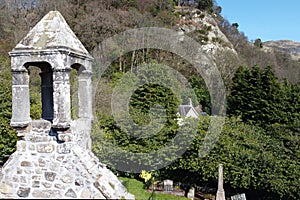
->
[187,187,195,200]
[163,179,173,191]
[231,193,246,200]
[0,10,134,199]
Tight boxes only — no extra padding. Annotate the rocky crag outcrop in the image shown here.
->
[175,7,235,54]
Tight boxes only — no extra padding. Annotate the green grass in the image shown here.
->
[119,177,189,200]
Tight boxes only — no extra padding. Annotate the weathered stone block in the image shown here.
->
[12,176,19,182]
[54,183,66,190]
[65,188,77,198]
[32,189,62,198]
[57,143,71,154]
[58,133,72,142]
[20,161,32,167]
[29,144,35,151]
[35,168,42,174]
[0,183,13,194]
[32,181,40,188]
[42,182,52,188]
[75,178,84,186]
[17,187,30,197]
[32,175,41,180]
[38,158,46,167]
[17,141,27,152]
[20,176,27,183]
[44,172,56,182]
[31,119,52,130]
[17,167,22,174]
[24,169,34,174]
[37,144,54,153]
[61,173,73,183]
[80,188,91,198]
[49,161,60,171]
[56,155,65,162]
[16,126,30,137]
[88,165,99,176]
[83,159,96,170]
[33,160,39,166]
[32,136,55,143]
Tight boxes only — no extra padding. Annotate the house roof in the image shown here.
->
[178,98,202,118]
[12,11,91,57]
[178,105,200,117]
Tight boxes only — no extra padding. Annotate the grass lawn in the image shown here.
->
[119,177,189,200]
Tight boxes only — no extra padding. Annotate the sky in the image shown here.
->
[216,0,300,42]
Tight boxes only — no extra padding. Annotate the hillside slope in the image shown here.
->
[264,40,300,61]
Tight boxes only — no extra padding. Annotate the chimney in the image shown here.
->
[188,98,193,106]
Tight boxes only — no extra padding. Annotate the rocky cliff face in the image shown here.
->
[264,40,300,61]
[174,7,240,86]
[175,7,235,54]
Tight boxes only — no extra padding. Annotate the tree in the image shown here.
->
[197,0,213,12]
[92,63,185,171]
[227,65,284,127]
[189,75,211,114]
[162,116,300,199]
[254,38,263,48]
[213,49,242,89]
[231,22,239,29]
[0,0,55,45]
[0,56,18,165]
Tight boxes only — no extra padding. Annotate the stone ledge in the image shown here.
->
[10,121,30,129]
[31,119,52,130]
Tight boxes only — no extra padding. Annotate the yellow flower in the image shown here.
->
[139,170,152,183]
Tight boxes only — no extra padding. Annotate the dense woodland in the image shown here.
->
[0,0,299,199]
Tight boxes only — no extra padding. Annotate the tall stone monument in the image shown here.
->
[216,164,226,200]
[0,11,134,199]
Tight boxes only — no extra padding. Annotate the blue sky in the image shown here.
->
[216,0,300,42]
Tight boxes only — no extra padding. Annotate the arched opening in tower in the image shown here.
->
[25,62,53,122]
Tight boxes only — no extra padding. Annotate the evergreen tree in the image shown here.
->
[162,116,300,199]
[228,65,284,127]
[197,0,213,12]
[0,56,18,165]
[254,38,263,48]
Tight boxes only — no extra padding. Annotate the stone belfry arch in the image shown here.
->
[9,10,93,132]
[0,11,134,199]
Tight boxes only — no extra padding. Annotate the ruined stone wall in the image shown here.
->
[0,120,134,199]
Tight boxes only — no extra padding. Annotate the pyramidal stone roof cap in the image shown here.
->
[12,11,92,58]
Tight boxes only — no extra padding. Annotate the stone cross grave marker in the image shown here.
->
[216,164,226,200]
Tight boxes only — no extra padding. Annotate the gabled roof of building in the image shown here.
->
[12,11,91,57]
[178,98,202,118]
[178,105,200,117]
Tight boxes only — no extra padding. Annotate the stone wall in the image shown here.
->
[0,119,134,199]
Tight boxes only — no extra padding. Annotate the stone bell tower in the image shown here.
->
[0,11,134,199]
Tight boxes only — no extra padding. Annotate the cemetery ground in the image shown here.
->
[119,177,189,200]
